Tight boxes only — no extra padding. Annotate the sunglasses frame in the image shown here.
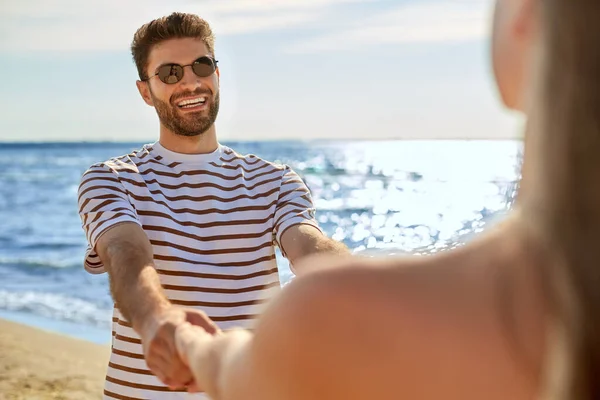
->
[142,56,219,84]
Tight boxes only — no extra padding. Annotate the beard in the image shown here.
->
[151,89,220,137]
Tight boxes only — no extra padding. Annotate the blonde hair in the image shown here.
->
[533,0,600,397]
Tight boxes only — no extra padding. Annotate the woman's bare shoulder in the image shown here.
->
[254,251,539,399]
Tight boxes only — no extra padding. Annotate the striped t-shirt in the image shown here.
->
[77,142,321,400]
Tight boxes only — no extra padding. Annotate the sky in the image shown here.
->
[0,0,524,142]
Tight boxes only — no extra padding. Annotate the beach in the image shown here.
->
[0,319,109,400]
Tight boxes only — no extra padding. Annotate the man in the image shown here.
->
[77,12,348,400]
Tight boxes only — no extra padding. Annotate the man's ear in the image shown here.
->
[136,80,154,107]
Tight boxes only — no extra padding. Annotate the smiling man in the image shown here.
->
[76,12,348,400]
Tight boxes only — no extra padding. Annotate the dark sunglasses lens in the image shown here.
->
[158,65,184,84]
[192,57,216,77]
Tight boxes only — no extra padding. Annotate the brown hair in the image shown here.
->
[533,0,600,398]
[131,12,216,80]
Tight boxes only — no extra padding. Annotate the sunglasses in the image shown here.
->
[144,56,218,84]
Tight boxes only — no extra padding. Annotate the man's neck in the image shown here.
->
[158,125,219,155]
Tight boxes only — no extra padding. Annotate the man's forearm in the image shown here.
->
[100,233,170,333]
[289,236,351,276]
[309,237,350,257]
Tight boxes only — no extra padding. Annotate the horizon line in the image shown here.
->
[0,138,524,145]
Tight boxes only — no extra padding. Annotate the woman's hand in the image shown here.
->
[175,322,221,394]
[175,322,255,399]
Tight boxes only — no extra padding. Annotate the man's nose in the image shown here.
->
[179,65,203,90]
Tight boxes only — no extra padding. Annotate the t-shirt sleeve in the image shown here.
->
[77,164,141,274]
[273,166,323,250]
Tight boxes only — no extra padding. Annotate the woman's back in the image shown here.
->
[273,220,547,399]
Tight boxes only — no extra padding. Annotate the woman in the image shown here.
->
[173,0,600,398]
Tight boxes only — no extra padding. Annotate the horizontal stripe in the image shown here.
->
[278,188,311,202]
[137,149,151,159]
[78,175,121,193]
[89,206,131,225]
[210,160,271,173]
[139,157,277,179]
[220,155,262,165]
[86,259,102,267]
[143,224,272,242]
[88,211,138,242]
[78,182,125,202]
[109,362,153,376]
[156,266,277,280]
[137,210,274,229]
[115,334,142,345]
[114,154,134,163]
[127,192,278,216]
[169,297,266,308]
[103,389,145,400]
[110,356,151,376]
[115,320,132,329]
[105,367,181,394]
[274,208,309,232]
[161,280,280,294]
[118,174,281,192]
[84,263,104,272]
[105,375,186,392]
[134,156,177,169]
[150,239,272,256]
[141,184,279,203]
[118,164,277,182]
[83,190,129,204]
[83,196,123,214]
[112,348,145,360]
[277,200,314,212]
[128,185,280,205]
[153,254,276,269]
[132,157,276,179]
[81,165,114,179]
[280,183,308,195]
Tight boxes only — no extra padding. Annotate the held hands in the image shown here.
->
[175,323,255,398]
[139,306,220,391]
[174,322,221,395]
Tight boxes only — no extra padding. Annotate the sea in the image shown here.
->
[0,140,522,344]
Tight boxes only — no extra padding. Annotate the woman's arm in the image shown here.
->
[174,273,328,400]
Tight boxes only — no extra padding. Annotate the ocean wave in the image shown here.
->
[0,290,113,328]
[11,242,83,251]
[0,257,81,270]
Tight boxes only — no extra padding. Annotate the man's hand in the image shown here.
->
[140,306,220,390]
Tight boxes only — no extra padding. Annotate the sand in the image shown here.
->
[0,319,110,400]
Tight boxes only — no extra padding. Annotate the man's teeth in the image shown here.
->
[178,97,207,107]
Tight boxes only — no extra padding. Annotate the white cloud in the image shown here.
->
[1,0,371,18]
[0,0,376,52]
[197,0,376,13]
[286,1,493,54]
